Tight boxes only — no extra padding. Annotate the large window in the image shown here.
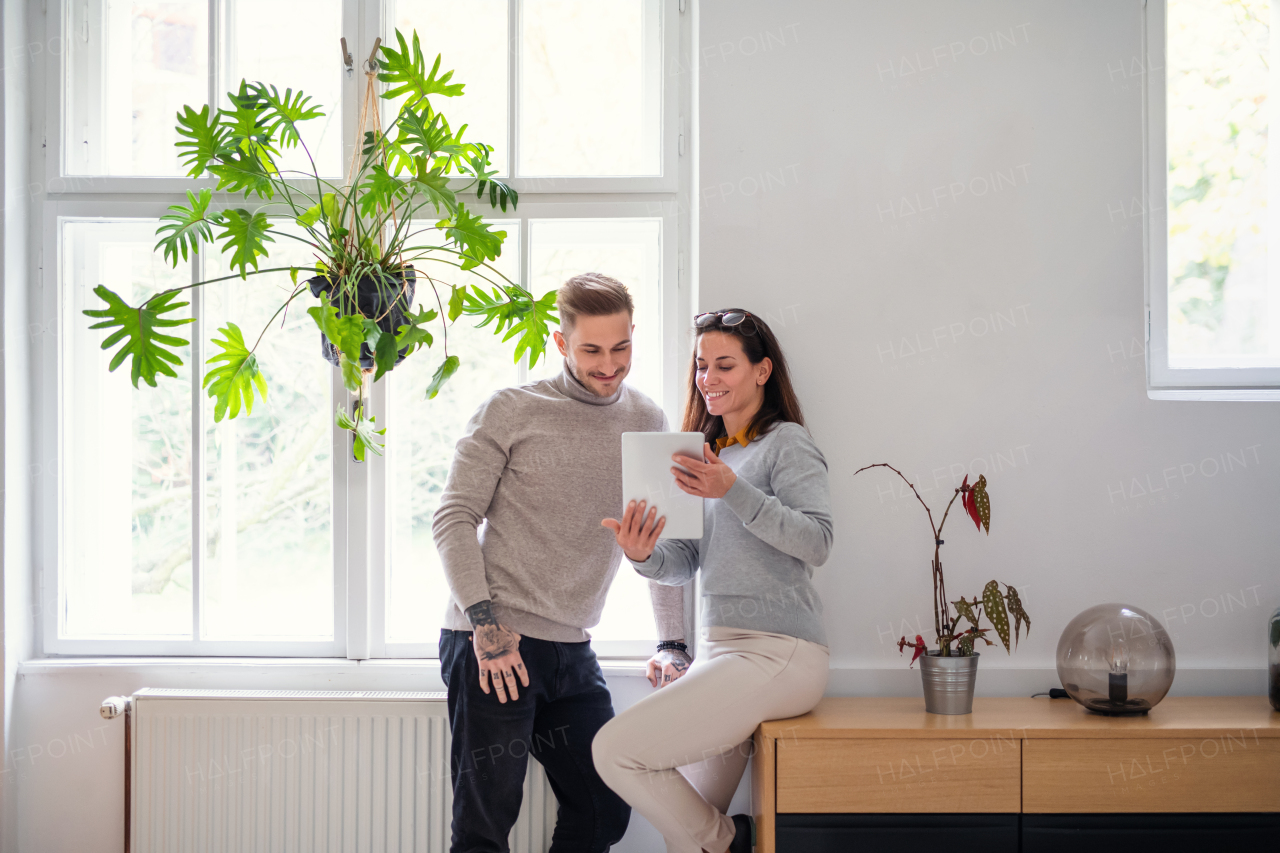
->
[42,0,688,657]
[1148,0,1280,397]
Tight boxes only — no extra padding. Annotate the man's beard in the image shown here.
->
[566,358,628,397]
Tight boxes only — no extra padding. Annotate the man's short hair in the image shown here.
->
[557,273,634,332]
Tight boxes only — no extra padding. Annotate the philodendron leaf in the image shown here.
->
[175,104,229,177]
[952,596,981,630]
[306,293,365,364]
[362,318,400,382]
[155,188,216,267]
[394,305,437,356]
[249,82,323,150]
[203,323,267,422]
[972,474,991,533]
[220,80,274,149]
[394,104,450,162]
[983,580,1011,653]
[215,208,275,278]
[1004,584,1031,647]
[357,164,408,219]
[438,204,504,271]
[377,30,465,105]
[297,193,338,229]
[83,286,195,388]
[339,352,364,393]
[447,285,466,322]
[461,285,559,366]
[478,177,518,213]
[411,163,457,215]
[425,354,460,399]
[208,153,277,200]
[335,404,385,462]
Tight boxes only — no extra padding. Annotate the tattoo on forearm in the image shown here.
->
[465,600,498,628]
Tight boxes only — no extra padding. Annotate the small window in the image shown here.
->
[1149,0,1280,396]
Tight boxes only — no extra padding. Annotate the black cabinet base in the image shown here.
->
[776,814,1019,853]
[776,813,1280,853]
[1023,813,1280,852]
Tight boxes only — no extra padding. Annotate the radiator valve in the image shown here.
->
[100,696,129,719]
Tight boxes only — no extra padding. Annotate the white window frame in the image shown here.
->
[36,0,693,658]
[1144,0,1280,400]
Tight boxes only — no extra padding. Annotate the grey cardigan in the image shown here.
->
[631,421,834,645]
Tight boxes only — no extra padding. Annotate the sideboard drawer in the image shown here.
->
[1023,737,1280,813]
[776,737,1021,813]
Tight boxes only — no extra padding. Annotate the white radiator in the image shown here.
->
[111,688,557,853]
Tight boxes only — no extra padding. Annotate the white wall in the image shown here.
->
[696,0,1279,688]
[3,0,37,850]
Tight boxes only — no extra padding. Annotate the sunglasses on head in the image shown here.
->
[694,310,757,333]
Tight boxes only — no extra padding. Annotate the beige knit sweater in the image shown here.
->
[433,368,685,643]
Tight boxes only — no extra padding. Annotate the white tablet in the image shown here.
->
[620,432,705,540]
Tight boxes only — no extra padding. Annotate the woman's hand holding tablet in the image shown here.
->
[670,442,737,499]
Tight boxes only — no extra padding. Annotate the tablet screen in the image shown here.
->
[620,432,705,540]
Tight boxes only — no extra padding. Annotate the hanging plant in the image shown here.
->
[83,31,556,457]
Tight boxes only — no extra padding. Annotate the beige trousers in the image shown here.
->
[592,627,830,853]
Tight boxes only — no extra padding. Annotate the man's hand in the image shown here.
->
[646,646,692,688]
[672,443,737,499]
[465,601,531,703]
[601,499,666,562]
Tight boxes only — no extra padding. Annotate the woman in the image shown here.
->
[594,309,833,853]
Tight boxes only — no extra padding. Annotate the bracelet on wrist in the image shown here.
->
[656,640,688,654]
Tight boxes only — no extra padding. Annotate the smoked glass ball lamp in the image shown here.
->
[1056,603,1176,716]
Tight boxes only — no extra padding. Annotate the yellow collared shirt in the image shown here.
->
[714,424,758,453]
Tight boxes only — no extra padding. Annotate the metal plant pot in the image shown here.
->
[919,651,979,715]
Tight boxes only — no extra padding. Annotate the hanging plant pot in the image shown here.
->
[307,267,417,369]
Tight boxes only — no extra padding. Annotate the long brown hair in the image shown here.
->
[681,309,805,445]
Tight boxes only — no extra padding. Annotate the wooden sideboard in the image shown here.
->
[751,696,1280,852]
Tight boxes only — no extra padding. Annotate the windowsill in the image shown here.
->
[15,660,1267,699]
[19,656,652,679]
[1148,387,1280,401]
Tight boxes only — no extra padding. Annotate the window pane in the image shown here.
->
[66,0,209,175]
[1167,0,1280,366]
[224,0,344,177]
[520,0,661,176]
[202,226,334,640]
[393,0,510,175]
[62,220,194,637]
[527,218,662,403]
[527,218,663,644]
[386,221,521,645]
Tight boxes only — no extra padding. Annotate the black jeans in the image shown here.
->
[440,630,630,853]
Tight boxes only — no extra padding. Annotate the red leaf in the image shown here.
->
[898,634,928,667]
[909,634,926,667]
[963,488,982,531]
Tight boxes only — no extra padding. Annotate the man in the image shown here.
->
[433,272,693,853]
